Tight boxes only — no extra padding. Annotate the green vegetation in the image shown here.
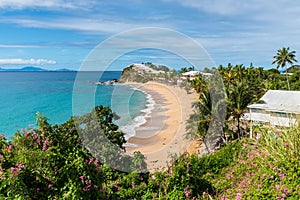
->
[272,47,297,90]
[0,107,244,199]
[0,106,147,199]
[208,127,300,199]
[119,63,180,84]
[180,66,195,73]
[3,111,299,199]
[1,49,300,199]
[189,62,300,143]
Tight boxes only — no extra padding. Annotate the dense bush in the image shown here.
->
[209,127,300,199]
[1,107,299,199]
[0,106,146,199]
[0,104,247,199]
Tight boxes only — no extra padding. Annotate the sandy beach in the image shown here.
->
[125,81,197,172]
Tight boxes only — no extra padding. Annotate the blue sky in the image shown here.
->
[0,0,300,70]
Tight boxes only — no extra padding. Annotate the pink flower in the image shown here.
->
[36,138,41,145]
[32,134,38,140]
[85,157,95,165]
[282,188,288,193]
[185,190,191,198]
[131,182,136,189]
[226,173,234,179]
[83,186,90,192]
[47,183,53,188]
[7,145,12,151]
[79,175,85,180]
[236,192,242,200]
[94,158,99,167]
[0,154,3,159]
[17,163,25,169]
[221,196,229,200]
[85,179,91,185]
[96,167,102,172]
[284,142,289,147]
[10,166,20,178]
[276,184,281,190]
[278,173,285,180]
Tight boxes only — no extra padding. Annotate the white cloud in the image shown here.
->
[162,0,300,17]
[0,58,56,65]
[0,0,97,10]
[0,17,171,34]
[0,44,41,48]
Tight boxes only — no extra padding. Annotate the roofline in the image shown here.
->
[248,106,300,114]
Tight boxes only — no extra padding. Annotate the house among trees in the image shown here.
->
[181,71,212,80]
[248,90,300,129]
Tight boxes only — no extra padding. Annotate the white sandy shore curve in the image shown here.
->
[125,81,196,172]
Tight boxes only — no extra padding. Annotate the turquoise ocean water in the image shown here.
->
[0,71,148,139]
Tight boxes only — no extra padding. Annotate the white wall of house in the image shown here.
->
[250,109,299,127]
[269,114,298,127]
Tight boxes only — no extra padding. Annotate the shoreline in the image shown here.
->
[124,81,197,172]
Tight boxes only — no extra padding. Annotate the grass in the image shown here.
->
[206,126,300,199]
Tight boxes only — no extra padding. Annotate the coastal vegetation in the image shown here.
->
[272,47,297,90]
[1,51,300,198]
[1,113,299,199]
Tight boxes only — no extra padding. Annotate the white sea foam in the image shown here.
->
[119,88,155,140]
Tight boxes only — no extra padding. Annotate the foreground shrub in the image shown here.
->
[211,127,300,199]
[0,106,146,199]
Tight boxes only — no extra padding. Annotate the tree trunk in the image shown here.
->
[237,117,240,139]
[285,66,290,90]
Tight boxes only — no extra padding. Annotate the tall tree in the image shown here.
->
[272,47,297,90]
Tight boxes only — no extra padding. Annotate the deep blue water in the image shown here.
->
[0,71,147,139]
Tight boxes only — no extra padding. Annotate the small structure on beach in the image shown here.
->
[247,90,300,128]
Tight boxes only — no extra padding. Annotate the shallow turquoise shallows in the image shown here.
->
[0,71,147,139]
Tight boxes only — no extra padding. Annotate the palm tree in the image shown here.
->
[180,67,188,73]
[272,47,297,90]
[227,80,253,138]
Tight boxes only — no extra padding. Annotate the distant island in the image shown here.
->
[0,66,75,72]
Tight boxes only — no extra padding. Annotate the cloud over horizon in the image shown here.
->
[0,0,97,10]
[0,58,57,65]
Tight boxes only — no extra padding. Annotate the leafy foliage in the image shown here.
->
[0,106,147,199]
[210,127,300,199]
[188,62,300,144]
[272,47,297,90]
